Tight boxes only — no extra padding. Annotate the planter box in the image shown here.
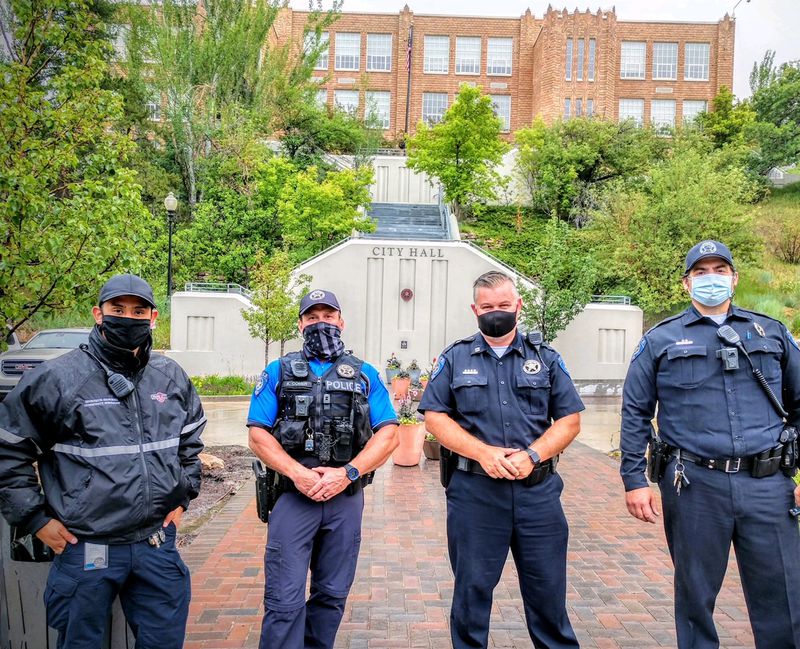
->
[392,423,425,466]
[423,439,441,461]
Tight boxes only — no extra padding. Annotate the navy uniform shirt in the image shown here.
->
[418,331,584,448]
[620,304,800,491]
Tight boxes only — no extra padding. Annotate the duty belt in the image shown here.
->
[455,453,558,485]
[671,449,755,473]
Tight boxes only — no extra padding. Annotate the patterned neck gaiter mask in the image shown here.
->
[302,322,345,361]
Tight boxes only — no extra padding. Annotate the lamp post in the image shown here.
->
[732,0,750,17]
[164,192,178,298]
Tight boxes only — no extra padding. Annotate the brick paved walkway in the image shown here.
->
[180,441,755,648]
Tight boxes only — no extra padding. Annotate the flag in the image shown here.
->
[406,26,413,72]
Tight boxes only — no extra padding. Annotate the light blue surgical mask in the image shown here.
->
[690,274,733,307]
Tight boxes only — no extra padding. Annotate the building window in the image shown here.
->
[618,98,644,126]
[564,98,571,119]
[620,41,646,79]
[109,24,129,61]
[652,42,678,80]
[490,95,511,132]
[367,34,392,72]
[335,33,360,71]
[422,92,448,124]
[587,98,594,117]
[365,91,391,129]
[146,92,161,122]
[455,36,481,75]
[424,36,449,74]
[575,98,583,117]
[334,89,359,114]
[565,38,573,81]
[685,42,710,81]
[315,89,328,109]
[576,39,584,81]
[305,31,329,70]
[651,99,676,130]
[588,38,596,81]
[487,38,512,76]
[683,99,708,123]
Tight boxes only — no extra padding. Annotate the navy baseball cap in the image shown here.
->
[299,289,341,316]
[684,240,735,275]
[98,273,157,309]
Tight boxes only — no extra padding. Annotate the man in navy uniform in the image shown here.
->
[0,273,205,649]
[621,240,800,649]
[248,289,398,649]
[418,270,583,649]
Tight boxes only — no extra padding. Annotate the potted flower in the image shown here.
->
[391,369,411,399]
[408,381,424,402]
[419,373,430,390]
[407,359,421,383]
[385,352,402,383]
[423,432,441,461]
[392,398,425,466]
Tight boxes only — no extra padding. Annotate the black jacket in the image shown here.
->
[0,327,206,543]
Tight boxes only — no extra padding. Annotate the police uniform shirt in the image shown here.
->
[247,358,397,432]
[621,305,800,491]
[418,331,584,448]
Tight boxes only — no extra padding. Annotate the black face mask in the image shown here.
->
[477,309,517,338]
[101,315,152,350]
[302,321,345,361]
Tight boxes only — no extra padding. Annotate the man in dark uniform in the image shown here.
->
[0,273,206,649]
[418,270,584,649]
[621,240,800,649]
[247,289,398,649]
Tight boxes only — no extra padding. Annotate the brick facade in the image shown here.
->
[274,5,735,140]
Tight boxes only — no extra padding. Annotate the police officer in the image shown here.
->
[0,273,206,649]
[621,240,800,649]
[247,289,398,649]
[418,270,583,649]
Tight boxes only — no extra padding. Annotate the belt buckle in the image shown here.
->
[724,458,741,473]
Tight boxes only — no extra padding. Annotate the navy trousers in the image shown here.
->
[259,490,364,649]
[660,459,800,649]
[446,470,579,649]
[44,523,191,649]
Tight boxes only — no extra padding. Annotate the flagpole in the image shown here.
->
[404,24,414,136]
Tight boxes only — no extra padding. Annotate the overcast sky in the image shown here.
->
[292,0,800,98]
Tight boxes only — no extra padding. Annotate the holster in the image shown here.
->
[253,460,283,523]
[10,526,53,563]
[646,435,670,483]
[439,446,457,488]
[751,445,783,478]
[780,426,799,477]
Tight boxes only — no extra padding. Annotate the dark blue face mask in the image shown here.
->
[302,321,345,360]
[477,309,517,338]
[101,315,152,350]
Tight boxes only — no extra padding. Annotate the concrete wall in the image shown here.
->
[371,155,438,204]
[168,239,643,386]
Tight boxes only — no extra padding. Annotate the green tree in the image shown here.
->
[242,250,311,363]
[586,144,760,314]
[518,218,596,341]
[514,117,663,224]
[278,166,375,261]
[406,84,510,221]
[0,0,149,336]
[695,86,756,148]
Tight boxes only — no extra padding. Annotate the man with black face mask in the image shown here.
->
[0,273,205,649]
[418,270,584,649]
[247,289,398,649]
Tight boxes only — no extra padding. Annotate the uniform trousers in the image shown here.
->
[660,458,800,649]
[446,470,579,649]
[259,489,364,649]
[44,523,190,649]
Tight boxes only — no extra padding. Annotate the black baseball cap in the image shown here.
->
[98,273,157,309]
[684,240,735,275]
[299,289,341,316]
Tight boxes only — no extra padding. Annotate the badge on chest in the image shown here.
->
[522,359,541,375]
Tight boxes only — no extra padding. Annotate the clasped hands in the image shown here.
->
[293,465,351,502]
[477,445,536,480]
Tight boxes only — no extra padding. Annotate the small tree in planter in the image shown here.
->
[392,398,425,466]
[407,359,421,383]
[423,432,441,461]
[391,369,411,399]
[385,352,402,383]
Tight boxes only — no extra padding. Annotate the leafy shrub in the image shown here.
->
[191,375,255,396]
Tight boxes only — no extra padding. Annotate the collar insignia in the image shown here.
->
[523,359,541,374]
[754,323,766,337]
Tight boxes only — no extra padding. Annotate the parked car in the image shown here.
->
[0,328,91,401]
[4,327,22,352]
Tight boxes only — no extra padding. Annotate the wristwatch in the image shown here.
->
[525,448,541,467]
[344,463,361,482]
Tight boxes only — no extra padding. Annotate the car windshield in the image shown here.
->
[24,331,89,350]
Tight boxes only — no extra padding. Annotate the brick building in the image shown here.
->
[273,5,735,139]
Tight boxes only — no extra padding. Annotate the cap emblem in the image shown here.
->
[309,290,325,300]
[699,241,717,254]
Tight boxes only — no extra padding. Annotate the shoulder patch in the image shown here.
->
[631,337,647,362]
[254,371,267,396]
[557,358,572,378]
[431,356,446,381]
[786,327,800,351]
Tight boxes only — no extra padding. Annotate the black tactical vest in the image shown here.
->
[272,351,373,466]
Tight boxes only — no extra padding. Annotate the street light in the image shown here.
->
[164,192,178,298]
[732,0,750,17]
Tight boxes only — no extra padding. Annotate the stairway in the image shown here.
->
[364,203,448,240]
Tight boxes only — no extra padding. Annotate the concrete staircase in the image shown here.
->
[364,203,448,240]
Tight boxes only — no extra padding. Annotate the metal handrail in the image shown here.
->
[183,282,253,299]
[590,295,632,305]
